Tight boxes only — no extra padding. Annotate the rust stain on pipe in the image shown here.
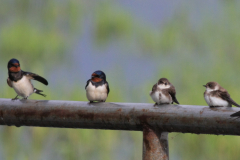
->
[143,125,169,160]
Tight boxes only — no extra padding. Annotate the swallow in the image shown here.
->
[203,81,240,108]
[7,58,48,100]
[150,78,179,106]
[85,70,110,103]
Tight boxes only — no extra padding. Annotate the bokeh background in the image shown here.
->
[1,0,240,159]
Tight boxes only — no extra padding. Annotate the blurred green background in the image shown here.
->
[1,0,240,159]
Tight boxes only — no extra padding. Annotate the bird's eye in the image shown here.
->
[165,83,167,85]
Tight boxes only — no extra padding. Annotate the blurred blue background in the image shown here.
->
[1,0,240,159]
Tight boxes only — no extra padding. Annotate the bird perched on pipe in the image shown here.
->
[150,78,179,106]
[7,58,48,100]
[203,81,240,108]
[85,70,110,103]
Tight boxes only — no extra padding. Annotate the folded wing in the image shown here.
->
[7,78,12,88]
[105,81,110,95]
[217,90,240,107]
[168,85,179,104]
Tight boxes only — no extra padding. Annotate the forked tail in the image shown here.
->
[34,88,46,97]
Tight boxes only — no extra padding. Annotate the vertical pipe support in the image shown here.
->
[143,125,169,160]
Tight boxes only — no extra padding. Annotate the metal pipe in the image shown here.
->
[143,125,169,160]
[0,98,239,135]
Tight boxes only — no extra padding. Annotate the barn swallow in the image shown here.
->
[85,70,110,103]
[7,58,48,100]
[203,82,240,108]
[150,78,179,106]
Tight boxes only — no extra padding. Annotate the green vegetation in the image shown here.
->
[1,1,240,159]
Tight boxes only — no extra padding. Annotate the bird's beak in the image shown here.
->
[203,85,206,87]
[13,63,19,67]
[91,73,98,78]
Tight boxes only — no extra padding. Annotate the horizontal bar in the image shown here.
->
[0,98,239,135]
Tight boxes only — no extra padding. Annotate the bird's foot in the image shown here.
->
[210,106,223,108]
[12,95,19,100]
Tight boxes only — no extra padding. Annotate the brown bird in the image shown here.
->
[150,78,179,105]
[203,82,240,108]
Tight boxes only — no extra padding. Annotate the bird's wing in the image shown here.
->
[217,90,240,107]
[150,83,157,96]
[7,78,12,88]
[168,86,179,104]
[152,83,157,91]
[105,81,110,95]
[22,71,48,85]
[85,79,91,90]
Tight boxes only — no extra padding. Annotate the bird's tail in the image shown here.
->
[230,111,240,117]
[34,88,46,97]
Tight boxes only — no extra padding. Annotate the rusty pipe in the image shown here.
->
[0,99,239,135]
[143,125,169,160]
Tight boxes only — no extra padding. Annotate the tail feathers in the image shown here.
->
[34,88,46,97]
[228,98,240,107]
[173,97,180,104]
[230,111,240,117]
[230,102,240,108]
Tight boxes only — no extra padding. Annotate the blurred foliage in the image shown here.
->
[94,3,133,46]
[1,0,240,160]
[0,0,82,67]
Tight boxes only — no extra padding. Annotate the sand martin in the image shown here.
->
[7,58,48,100]
[85,70,110,103]
[150,78,179,106]
[203,81,240,108]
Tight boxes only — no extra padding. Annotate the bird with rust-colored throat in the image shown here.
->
[85,70,110,103]
[7,58,48,100]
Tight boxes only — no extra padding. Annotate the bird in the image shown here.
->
[203,81,240,108]
[85,70,110,103]
[7,58,48,100]
[150,78,179,106]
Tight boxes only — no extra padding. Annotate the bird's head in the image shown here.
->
[91,70,106,82]
[203,82,219,92]
[157,78,171,89]
[8,58,21,73]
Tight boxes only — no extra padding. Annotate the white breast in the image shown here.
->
[150,91,160,104]
[11,76,34,98]
[86,82,108,102]
[159,91,172,104]
[204,94,229,107]
[204,94,211,106]
[150,90,172,104]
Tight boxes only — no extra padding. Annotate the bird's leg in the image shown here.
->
[154,103,158,107]
[101,100,105,102]
[12,95,19,100]
[23,96,28,100]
